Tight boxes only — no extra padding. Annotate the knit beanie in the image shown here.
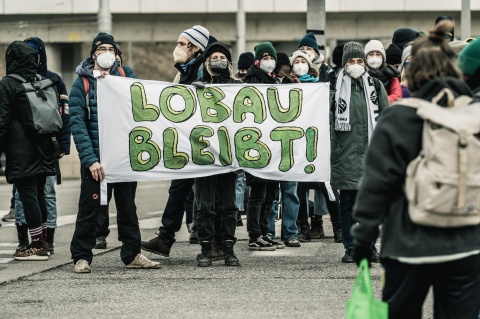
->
[392,28,418,51]
[457,37,480,76]
[364,40,386,62]
[331,44,345,66]
[290,50,313,68]
[297,32,320,55]
[254,42,277,61]
[90,32,116,55]
[180,25,210,51]
[449,40,469,55]
[237,52,255,70]
[385,43,402,65]
[342,41,366,67]
[203,42,232,62]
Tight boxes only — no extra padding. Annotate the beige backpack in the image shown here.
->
[400,89,480,227]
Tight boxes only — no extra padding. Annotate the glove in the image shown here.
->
[352,242,373,267]
[191,81,205,89]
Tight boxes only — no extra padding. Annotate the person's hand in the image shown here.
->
[99,71,109,79]
[191,81,205,89]
[89,162,105,182]
[353,242,373,267]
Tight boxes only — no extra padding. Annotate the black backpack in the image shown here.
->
[7,73,62,136]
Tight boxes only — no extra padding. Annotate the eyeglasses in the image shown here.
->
[96,47,115,53]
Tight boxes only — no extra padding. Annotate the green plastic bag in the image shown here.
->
[345,259,388,319]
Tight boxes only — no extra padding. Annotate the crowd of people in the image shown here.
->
[1,14,480,318]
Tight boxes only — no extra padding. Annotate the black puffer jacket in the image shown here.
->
[0,41,56,183]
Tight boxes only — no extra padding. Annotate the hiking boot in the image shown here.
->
[333,223,343,243]
[196,241,212,267]
[94,235,107,249]
[285,238,301,247]
[189,231,200,245]
[15,223,30,253]
[310,216,325,239]
[263,235,285,249]
[342,249,354,263]
[74,259,91,273]
[141,235,171,257]
[2,208,15,222]
[298,225,312,242]
[248,236,276,251]
[211,241,224,261]
[223,240,240,266]
[46,227,55,255]
[126,253,161,269]
[13,246,49,261]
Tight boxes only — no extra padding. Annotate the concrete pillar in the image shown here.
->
[461,0,471,39]
[236,0,246,62]
[306,0,326,55]
[98,0,112,34]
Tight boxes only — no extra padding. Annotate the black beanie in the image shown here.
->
[385,43,402,65]
[274,52,291,74]
[331,44,345,67]
[91,32,117,55]
[392,28,418,51]
[203,42,232,62]
[237,52,255,70]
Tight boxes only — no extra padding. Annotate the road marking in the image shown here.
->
[0,250,15,255]
[0,258,14,264]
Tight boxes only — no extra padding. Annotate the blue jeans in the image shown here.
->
[15,175,57,228]
[339,190,357,250]
[235,171,245,212]
[280,181,299,241]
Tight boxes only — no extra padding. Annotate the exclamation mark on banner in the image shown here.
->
[305,127,318,174]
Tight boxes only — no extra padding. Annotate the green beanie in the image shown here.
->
[254,42,277,61]
[457,37,480,76]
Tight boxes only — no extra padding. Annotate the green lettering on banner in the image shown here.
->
[130,82,160,121]
[163,128,189,170]
[270,127,304,172]
[305,126,319,174]
[196,87,231,123]
[159,86,197,123]
[234,127,271,168]
[267,87,303,123]
[217,126,232,166]
[129,127,161,171]
[190,125,215,165]
[233,86,267,124]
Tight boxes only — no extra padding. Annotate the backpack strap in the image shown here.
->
[117,65,126,77]
[81,76,91,120]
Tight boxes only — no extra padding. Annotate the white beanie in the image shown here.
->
[364,40,386,62]
[180,25,210,51]
[290,50,314,68]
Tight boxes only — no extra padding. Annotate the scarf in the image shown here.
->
[298,74,319,83]
[368,64,398,88]
[334,69,380,141]
[180,57,197,73]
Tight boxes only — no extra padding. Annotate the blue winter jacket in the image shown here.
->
[70,58,135,169]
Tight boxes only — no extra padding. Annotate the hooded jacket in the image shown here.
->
[0,41,56,183]
[25,37,71,154]
[69,58,135,169]
[353,77,480,259]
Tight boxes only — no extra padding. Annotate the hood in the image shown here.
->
[243,64,277,84]
[24,37,47,76]
[75,57,121,79]
[411,77,472,105]
[5,41,39,76]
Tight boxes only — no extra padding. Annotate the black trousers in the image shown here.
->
[382,254,480,319]
[297,181,340,227]
[70,167,139,265]
[246,181,279,240]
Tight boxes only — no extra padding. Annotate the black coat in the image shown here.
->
[174,54,205,85]
[0,41,55,183]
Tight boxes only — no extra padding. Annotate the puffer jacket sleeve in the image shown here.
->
[69,76,98,169]
[387,76,402,104]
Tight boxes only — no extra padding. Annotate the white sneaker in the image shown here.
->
[74,259,91,273]
[126,253,161,269]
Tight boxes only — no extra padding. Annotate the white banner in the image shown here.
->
[97,76,331,204]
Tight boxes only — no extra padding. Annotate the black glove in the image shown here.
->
[191,81,205,89]
[352,242,373,267]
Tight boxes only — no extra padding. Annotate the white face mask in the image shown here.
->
[259,60,276,74]
[173,47,189,63]
[293,63,309,76]
[367,56,383,69]
[96,51,116,69]
[346,64,365,79]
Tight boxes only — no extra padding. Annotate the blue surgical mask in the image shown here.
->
[403,61,410,69]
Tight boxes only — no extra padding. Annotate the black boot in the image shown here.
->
[141,234,172,257]
[298,223,311,242]
[236,211,244,226]
[310,216,325,239]
[332,222,343,243]
[223,240,240,266]
[196,241,212,267]
[16,223,29,253]
[46,227,55,254]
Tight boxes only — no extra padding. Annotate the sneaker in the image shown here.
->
[285,238,301,247]
[141,235,171,257]
[341,249,354,263]
[248,237,276,251]
[13,247,49,261]
[74,259,91,273]
[94,235,107,249]
[126,253,161,269]
[189,231,200,245]
[2,208,15,222]
[263,236,285,249]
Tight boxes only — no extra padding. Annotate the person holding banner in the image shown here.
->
[69,32,160,272]
[191,42,241,267]
[330,41,389,263]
